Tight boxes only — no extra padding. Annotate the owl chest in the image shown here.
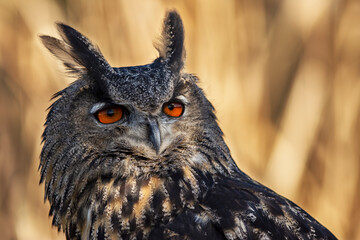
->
[72,176,199,239]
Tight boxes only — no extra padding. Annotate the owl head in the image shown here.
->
[39,11,237,233]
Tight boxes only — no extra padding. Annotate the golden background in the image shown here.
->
[0,0,359,239]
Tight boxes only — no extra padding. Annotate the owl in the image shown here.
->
[39,11,336,240]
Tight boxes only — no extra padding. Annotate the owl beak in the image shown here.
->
[148,118,161,154]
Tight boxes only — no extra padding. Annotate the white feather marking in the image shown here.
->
[81,207,92,240]
[247,212,257,222]
[194,212,209,226]
[191,153,206,165]
[234,216,247,239]
[176,95,188,104]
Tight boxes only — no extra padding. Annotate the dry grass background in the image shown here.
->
[0,0,359,239]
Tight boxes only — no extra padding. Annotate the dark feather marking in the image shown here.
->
[97,225,105,240]
[100,173,113,184]
[97,202,106,219]
[66,222,80,240]
[90,211,97,239]
[111,212,121,233]
[122,194,135,217]
[166,171,183,207]
[143,211,153,228]
[151,190,165,218]
[136,231,144,240]
[129,218,136,232]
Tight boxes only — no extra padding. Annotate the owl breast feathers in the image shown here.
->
[39,11,336,240]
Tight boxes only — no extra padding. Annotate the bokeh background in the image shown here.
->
[0,0,359,239]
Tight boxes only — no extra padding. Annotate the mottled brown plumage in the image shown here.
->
[39,11,336,240]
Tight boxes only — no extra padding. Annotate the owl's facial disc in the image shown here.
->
[89,96,187,157]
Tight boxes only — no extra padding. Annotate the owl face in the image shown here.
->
[64,66,199,164]
[40,12,222,182]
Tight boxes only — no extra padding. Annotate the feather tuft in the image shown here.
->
[155,10,185,73]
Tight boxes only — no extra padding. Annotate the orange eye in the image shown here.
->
[96,106,123,124]
[163,102,184,117]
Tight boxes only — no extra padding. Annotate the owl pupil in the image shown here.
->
[107,109,114,116]
[168,104,174,110]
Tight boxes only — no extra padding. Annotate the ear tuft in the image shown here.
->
[156,10,185,73]
[40,35,79,74]
[40,23,114,79]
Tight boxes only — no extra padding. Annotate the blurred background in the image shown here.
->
[0,0,359,239]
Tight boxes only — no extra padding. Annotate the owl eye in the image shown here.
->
[163,101,184,117]
[96,106,123,124]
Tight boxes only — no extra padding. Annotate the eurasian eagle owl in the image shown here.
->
[39,11,336,240]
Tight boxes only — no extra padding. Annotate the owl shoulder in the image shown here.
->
[201,176,337,240]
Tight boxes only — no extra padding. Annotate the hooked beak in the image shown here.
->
[148,118,161,154]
